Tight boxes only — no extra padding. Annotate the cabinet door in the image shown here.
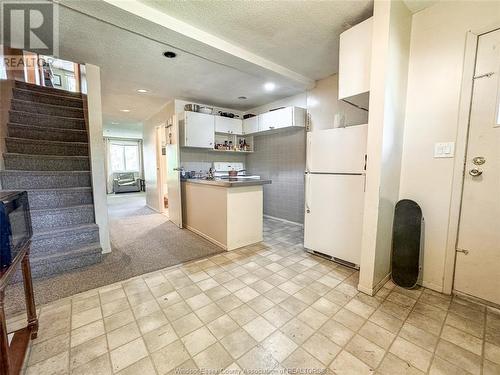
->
[259,107,293,131]
[215,116,243,134]
[242,116,259,134]
[339,17,372,100]
[185,112,214,148]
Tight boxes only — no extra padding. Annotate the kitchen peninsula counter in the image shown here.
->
[181,178,271,250]
[183,177,271,188]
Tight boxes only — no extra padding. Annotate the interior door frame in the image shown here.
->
[443,27,500,295]
[155,124,167,214]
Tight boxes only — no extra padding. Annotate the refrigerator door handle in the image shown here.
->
[306,134,312,172]
[305,173,311,213]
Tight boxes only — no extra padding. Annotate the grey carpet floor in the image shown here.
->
[5,193,223,316]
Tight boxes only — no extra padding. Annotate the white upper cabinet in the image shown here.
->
[338,17,372,110]
[242,116,259,134]
[214,116,243,135]
[258,106,306,132]
[180,111,214,149]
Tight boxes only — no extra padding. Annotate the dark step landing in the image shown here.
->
[11,99,85,118]
[13,88,84,108]
[8,123,88,143]
[5,138,89,156]
[9,111,86,131]
[0,170,91,189]
[31,204,95,232]
[31,224,100,256]
[27,188,93,209]
[4,153,90,171]
[15,81,83,99]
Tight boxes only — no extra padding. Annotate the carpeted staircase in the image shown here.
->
[0,81,102,279]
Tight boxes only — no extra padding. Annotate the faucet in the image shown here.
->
[208,167,216,180]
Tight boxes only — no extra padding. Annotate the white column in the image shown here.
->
[85,63,111,253]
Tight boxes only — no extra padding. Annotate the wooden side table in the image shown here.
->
[0,241,38,375]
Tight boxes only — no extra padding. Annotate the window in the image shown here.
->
[110,143,139,172]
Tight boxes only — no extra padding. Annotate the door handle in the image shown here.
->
[469,168,482,177]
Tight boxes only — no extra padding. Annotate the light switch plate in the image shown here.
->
[434,142,455,158]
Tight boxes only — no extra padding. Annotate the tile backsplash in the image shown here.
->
[180,148,246,174]
[246,128,306,224]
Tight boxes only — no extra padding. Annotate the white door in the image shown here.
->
[454,29,500,305]
[259,107,293,131]
[307,125,368,173]
[243,117,259,134]
[166,115,183,228]
[185,112,214,148]
[304,174,365,266]
[215,116,243,134]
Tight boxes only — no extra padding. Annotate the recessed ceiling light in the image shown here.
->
[163,51,177,58]
[137,89,148,93]
[238,96,247,100]
[264,82,276,92]
[120,109,131,112]
[111,122,119,125]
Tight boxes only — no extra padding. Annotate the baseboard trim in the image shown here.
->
[264,215,303,227]
[421,280,444,294]
[185,225,227,251]
[358,273,391,296]
[452,290,500,310]
[146,204,161,214]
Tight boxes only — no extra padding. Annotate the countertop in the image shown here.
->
[182,177,272,187]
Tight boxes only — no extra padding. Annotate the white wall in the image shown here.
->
[85,64,111,253]
[103,124,143,139]
[399,1,500,292]
[143,101,175,211]
[359,0,412,295]
[307,74,368,131]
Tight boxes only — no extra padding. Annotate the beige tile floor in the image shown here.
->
[7,218,500,375]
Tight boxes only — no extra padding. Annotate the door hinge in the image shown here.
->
[456,248,469,255]
[473,72,495,80]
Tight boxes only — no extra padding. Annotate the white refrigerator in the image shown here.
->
[304,124,368,267]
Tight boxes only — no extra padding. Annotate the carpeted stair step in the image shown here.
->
[0,170,91,189]
[31,204,95,232]
[26,187,93,209]
[14,81,83,99]
[11,99,84,118]
[8,123,88,142]
[3,153,90,171]
[13,88,84,108]
[9,111,86,130]
[30,224,100,257]
[5,138,89,156]
[11,243,102,282]
[29,244,103,280]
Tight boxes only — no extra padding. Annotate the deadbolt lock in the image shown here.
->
[472,156,486,165]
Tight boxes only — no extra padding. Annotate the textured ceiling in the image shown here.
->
[53,1,374,128]
[57,5,305,126]
[140,0,373,80]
